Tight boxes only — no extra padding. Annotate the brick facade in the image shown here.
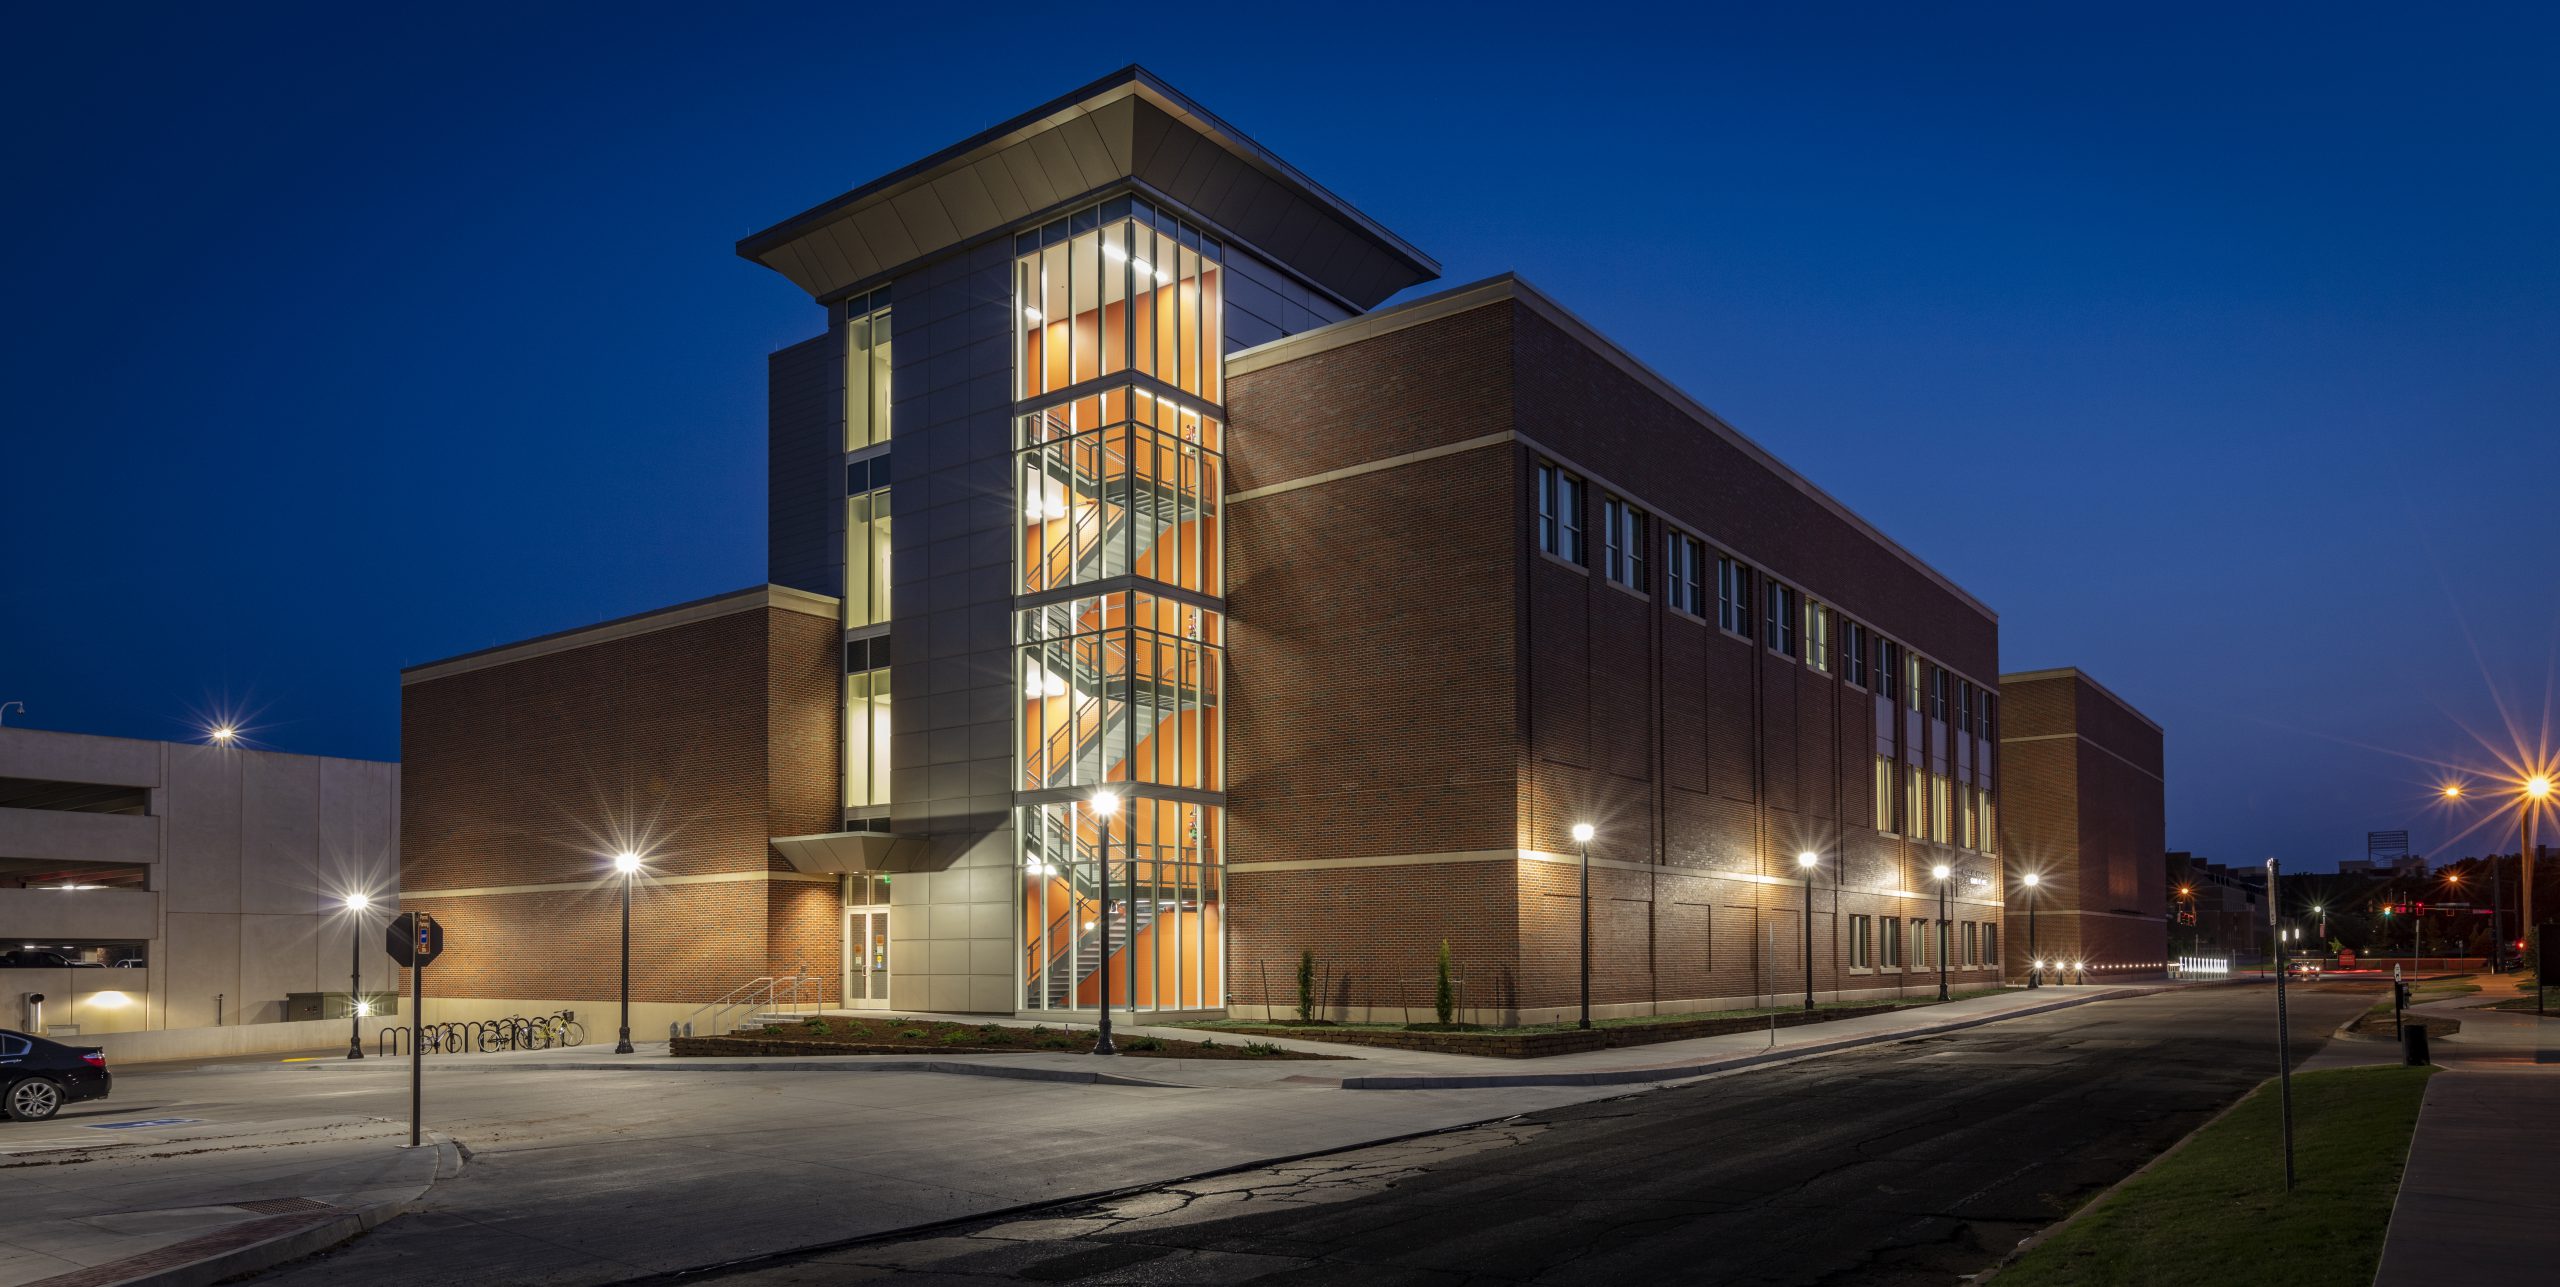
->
[1998,668,2167,979]
[1224,281,2007,1023]
[399,590,844,1010]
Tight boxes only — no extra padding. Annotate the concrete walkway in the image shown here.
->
[352,983,2156,1091]
[0,1115,460,1287]
[2375,1068,2560,1286]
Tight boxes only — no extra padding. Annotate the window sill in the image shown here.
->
[1605,579,1650,603]
[1535,549,1589,576]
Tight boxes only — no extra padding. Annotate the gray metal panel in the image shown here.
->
[889,186,961,254]
[800,223,860,288]
[1089,95,1136,174]
[1053,113,1118,191]
[849,202,920,270]
[1024,130,1091,202]
[996,141,1059,211]
[767,332,841,596]
[932,167,1002,239]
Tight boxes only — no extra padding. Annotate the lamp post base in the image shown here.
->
[346,1039,363,1060]
[614,1028,634,1055]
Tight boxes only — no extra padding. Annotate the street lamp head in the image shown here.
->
[1796,851,1819,869]
[2529,776,2554,800]
[1090,789,1120,818]
[1570,822,1595,845]
[344,892,370,912]
[2179,885,2193,897]
[2021,872,2039,887]
[1931,864,1951,881]
[613,851,642,875]
[208,725,238,745]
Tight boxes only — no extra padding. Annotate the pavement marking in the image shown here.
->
[80,1117,204,1131]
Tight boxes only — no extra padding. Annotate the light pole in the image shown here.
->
[1931,864,1951,1001]
[2021,872,2041,988]
[1573,823,1596,1030]
[2526,776,2552,959]
[343,893,370,1059]
[613,852,641,1053]
[209,725,238,746]
[1091,790,1120,1055]
[1796,851,1819,1011]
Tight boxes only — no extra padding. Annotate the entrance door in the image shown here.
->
[844,908,891,1009]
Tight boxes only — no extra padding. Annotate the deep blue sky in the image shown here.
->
[6,4,2556,870]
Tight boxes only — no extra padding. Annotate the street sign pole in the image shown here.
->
[2267,857,2294,1192]
[410,952,423,1148]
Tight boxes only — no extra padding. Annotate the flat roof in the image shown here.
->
[736,66,1438,310]
[2001,666,2164,734]
[1229,272,1997,624]
[401,585,839,686]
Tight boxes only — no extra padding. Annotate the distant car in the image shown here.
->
[0,1029,111,1122]
[0,950,103,969]
[2289,958,2323,979]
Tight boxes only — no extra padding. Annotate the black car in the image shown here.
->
[1,1029,111,1121]
[0,950,103,969]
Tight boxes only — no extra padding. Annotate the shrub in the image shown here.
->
[1297,948,1317,1023]
[1124,1036,1162,1052]
[1243,1040,1284,1056]
[1435,939,1455,1025]
[938,1031,968,1045]
[1040,1036,1072,1049]
[899,1028,926,1040]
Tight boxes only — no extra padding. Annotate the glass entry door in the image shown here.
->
[845,908,891,1008]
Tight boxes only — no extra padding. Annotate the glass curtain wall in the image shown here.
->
[1013,197,1226,1014]
[843,636,891,809]
[845,289,892,451]
[1018,797,1222,1012]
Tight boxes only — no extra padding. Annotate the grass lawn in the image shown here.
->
[1997,1064,2434,1286]
[2484,993,2559,1014]
[1180,988,2009,1035]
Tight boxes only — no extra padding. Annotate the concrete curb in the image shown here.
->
[311,1056,1189,1089]
[1337,989,2144,1089]
[26,1132,463,1287]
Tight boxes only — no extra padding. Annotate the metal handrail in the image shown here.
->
[680,966,824,1037]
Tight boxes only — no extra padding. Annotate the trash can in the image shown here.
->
[2402,1022,2431,1066]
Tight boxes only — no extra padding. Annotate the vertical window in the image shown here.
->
[1963,921,1980,967]
[1717,557,1753,634]
[1958,681,1975,736]
[1916,919,1935,968]
[845,459,892,628]
[1874,755,1896,833]
[1844,621,1869,687]
[1983,794,1998,855]
[1666,532,1704,616]
[1601,497,1647,589]
[1766,582,1798,657]
[1930,666,1949,721]
[1879,640,1902,703]
[1983,924,1999,967]
[844,290,893,451]
[1850,915,1873,969]
[1983,694,1998,744]
[1907,653,1925,712]
[1535,461,1585,564]
[1963,787,1982,850]
[1931,774,1953,843]
[1805,602,1832,674]
[1015,199,1223,404]
[1881,916,1902,967]
[1909,766,1925,840]
[843,635,892,809]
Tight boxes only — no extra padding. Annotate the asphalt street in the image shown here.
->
[672,984,2380,1286]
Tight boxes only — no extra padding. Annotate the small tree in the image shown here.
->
[1296,948,1317,1023]
[1435,940,1456,1025]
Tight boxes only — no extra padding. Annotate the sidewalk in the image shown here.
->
[2374,1069,2560,1286]
[0,1116,460,1287]
[332,983,2152,1091]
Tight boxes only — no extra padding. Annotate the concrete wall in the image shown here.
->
[0,727,401,1033]
[6,969,155,1035]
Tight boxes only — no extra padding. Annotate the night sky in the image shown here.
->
[6,4,2556,870]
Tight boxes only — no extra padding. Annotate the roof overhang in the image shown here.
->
[737,66,1437,311]
[769,831,943,876]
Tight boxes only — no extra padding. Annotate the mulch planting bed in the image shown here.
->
[670,1016,1346,1060]
[1214,1002,1917,1059]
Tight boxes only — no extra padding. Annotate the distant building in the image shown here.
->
[0,725,399,1041]
[2165,851,2267,960]
[1998,668,2166,978]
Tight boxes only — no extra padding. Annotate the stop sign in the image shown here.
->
[386,912,444,968]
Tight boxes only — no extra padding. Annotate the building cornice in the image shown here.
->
[401,585,840,686]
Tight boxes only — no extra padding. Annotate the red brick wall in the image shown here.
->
[400,603,843,1004]
[1222,292,2006,1016]
[1998,671,2167,977]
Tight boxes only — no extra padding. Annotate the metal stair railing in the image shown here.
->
[676,965,823,1038]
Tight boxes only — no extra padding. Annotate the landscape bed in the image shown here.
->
[1191,989,2009,1058]
[1995,1064,2435,1286]
[670,1016,1345,1060]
